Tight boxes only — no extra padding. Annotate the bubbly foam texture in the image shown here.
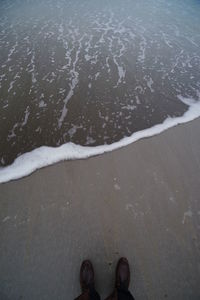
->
[0,99,200,183]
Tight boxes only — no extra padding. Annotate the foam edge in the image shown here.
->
[0,98,200,184]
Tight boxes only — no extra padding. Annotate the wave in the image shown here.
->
[0,96,200,184]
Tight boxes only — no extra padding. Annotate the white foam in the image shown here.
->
[113,56,126,87]
[8,80,15,93]
[22,107,30,126]
[122,104,137,111]
[144,76,154,93]
[138,35,147,62]
[0,98,200,184]
[39,100,47,108]
[7,123,18,140]
[58,35,85,128]
[95,72,100,80]
[7,41,18,62]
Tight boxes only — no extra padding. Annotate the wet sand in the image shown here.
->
[0,118,200,300]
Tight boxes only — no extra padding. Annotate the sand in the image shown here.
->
[0,118,200,300]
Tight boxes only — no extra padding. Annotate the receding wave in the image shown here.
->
[0,98,200,183]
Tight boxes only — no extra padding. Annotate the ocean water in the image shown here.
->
[0,0,200,182]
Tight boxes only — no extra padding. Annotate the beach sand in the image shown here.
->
[0,118,200,300]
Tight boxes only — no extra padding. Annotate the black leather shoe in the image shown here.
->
[115,257,130,291]
[80,260,95,293]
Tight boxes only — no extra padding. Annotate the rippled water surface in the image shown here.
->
[0,0,200,166]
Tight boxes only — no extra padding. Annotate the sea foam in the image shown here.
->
[0,98,200,184]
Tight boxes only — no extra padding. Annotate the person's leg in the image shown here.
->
[75,260,101,300]
[117,288,135,300]
[105,257,135,300]
[105,287,134,300]
[75,287,100,300]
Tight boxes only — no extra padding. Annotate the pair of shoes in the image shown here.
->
[80,257,130,293]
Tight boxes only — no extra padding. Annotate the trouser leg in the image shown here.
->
[75,286,101,300]
[104,289,117,300]
[105,288,135,300]
[117,288,135,300]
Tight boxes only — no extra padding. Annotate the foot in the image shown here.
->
[80,260,95,293]
[115,257,130,291]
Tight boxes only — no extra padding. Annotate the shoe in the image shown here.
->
[80,260,95,293]
[115,257,130,291]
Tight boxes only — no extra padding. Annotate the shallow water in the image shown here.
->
[0,0,200,166]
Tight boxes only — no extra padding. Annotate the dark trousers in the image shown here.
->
[117,287,135,300]
[75,286,100,300]
[75,287,135,300]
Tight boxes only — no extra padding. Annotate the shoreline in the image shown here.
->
[0,118,200,299]
[1,98,200,184]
